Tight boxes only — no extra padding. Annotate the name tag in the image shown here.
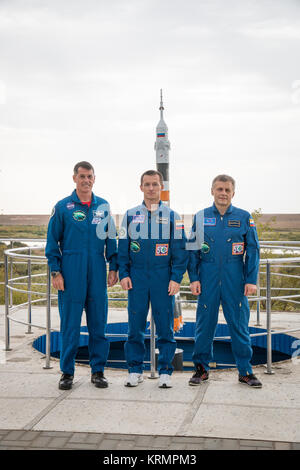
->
[156,216,168,224]
[228,220,241,227]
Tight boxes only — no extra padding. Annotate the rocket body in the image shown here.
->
[155,90,170,206]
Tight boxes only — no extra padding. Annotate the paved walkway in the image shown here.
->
[1,307,300,451]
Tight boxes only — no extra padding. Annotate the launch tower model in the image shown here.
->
[155,89,170,206]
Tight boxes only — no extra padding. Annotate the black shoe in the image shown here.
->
[189,364,209,386]
[239,373,262,388]
[59,373,74,390]
[91,371,108,388]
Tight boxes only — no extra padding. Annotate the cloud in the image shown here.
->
[0,0,300,213]
[240,18,300,39]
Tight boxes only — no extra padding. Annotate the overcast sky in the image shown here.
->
[0,0,300,215]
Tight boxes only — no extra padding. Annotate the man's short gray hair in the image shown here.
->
[73,161,95,175]
[212,174,235,191]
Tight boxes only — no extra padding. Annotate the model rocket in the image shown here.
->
[155,89,170,206]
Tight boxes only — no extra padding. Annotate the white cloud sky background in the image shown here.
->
[0,0,300,215]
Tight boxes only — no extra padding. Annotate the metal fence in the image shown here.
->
[1,238,300,375]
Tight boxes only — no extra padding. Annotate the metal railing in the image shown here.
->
[1,238,300,375]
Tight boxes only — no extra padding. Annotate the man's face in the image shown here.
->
[73,167,95,194]
[211,180,235,209]
[140,174,163,202]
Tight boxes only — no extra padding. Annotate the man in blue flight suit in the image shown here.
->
[188,174,262,388]
[46,161,118,390]
[118,170,188,388]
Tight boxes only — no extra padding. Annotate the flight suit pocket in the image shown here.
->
[61,253,86,302]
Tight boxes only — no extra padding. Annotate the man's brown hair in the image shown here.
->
[140,170,163,185]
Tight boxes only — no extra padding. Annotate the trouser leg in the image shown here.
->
[222,295,253,376]
[85,294,110,374]
[58,291,83,376]
[124,282,150,374]
[192,295,220,371]
[150,288,176,376]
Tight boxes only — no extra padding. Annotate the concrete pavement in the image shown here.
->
[1,306,300,451]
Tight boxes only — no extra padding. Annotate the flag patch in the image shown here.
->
[175,220,184,229]
[249,218,255,227]
[204,217,216,226]
[132,215,145,224]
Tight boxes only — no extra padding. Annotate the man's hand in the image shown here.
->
[107,270,118,287]
[190,281,201,296]
[120,277,133,290]
[52,273,64,291]
[244,283,257,296]
[168,280,180,296]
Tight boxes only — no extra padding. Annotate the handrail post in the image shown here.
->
[44,264,52,369]
[255,271,261,326]
[4,253,12,351]
[26,247,32,334]
[148,308,158,379]
[265,261,274,374]
[9,241,13,307]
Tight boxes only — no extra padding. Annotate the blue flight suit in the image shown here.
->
[188,203,260,376]
[45,190,117,376]
[118,201,188,376]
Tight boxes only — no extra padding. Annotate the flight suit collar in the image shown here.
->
[141,200,164,215]
[212,202,233,216]
[71,189,97,206]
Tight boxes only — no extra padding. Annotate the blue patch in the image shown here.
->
[132,215,145,224]
[204,217,216,226]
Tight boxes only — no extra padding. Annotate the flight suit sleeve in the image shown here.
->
[169,212,188,284]
[187,215,201,283]
[45,204,63,273]
[105,211,118,272]
[244,215,260,285]
[117,212,131,281]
